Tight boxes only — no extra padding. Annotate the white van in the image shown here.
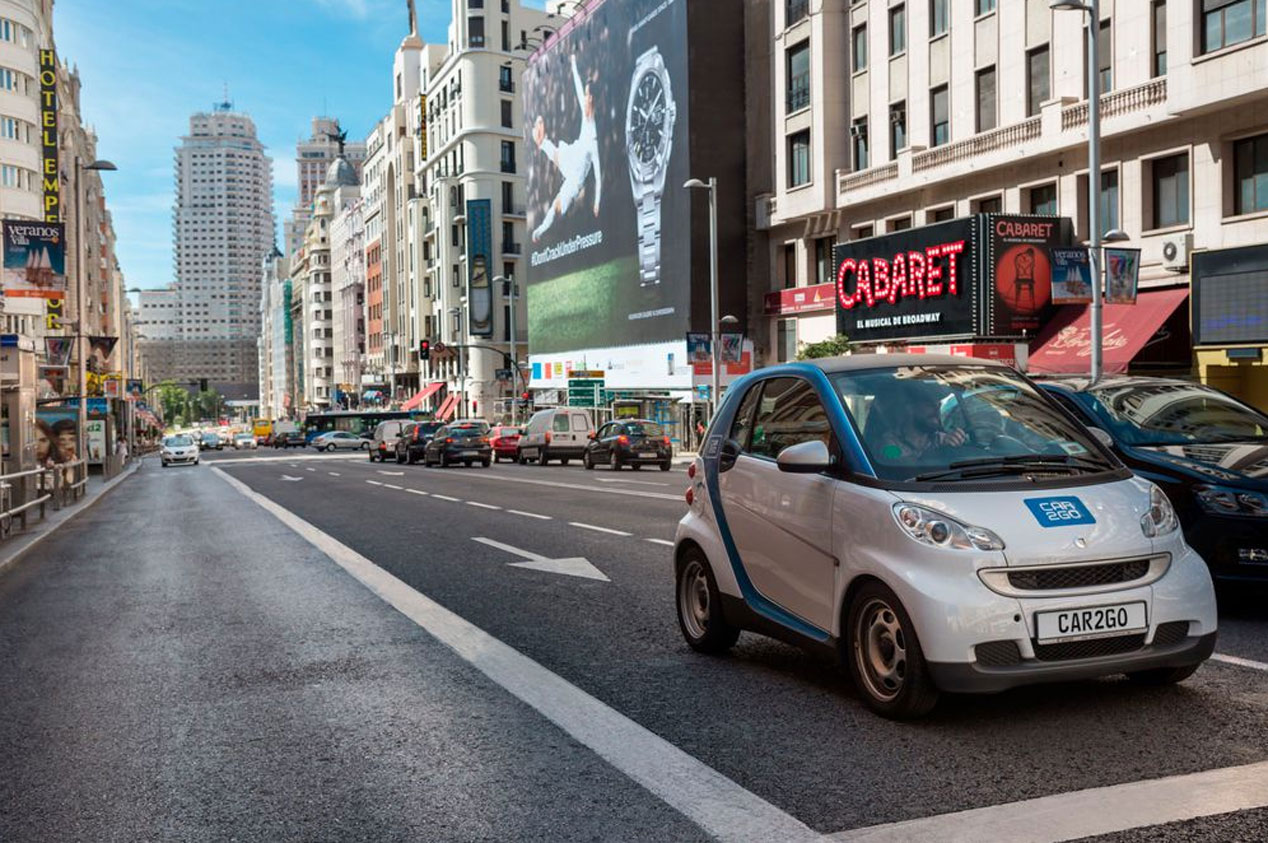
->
[518,408,594,465]
[675,354,1217,719]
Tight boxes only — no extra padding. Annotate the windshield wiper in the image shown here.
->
[912,453,1109,482]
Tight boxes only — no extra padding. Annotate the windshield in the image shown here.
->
[1082,382,1268,446]
[165,436,192,447]
[623,422,664,437]
[832,365,1116,483]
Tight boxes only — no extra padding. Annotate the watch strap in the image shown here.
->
[636,188,662,285]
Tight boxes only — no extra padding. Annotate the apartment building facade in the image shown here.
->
[761,0,1268,407]
[331,194,365,400]
[283,116,367,258]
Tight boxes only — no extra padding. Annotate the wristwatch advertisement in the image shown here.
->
[625,46,677,287]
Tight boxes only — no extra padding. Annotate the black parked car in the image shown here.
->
[1036,375,1268,585]
[583,419,672,471]
[423,421,492,467]
[395,421,444,464]
[199,431,224,451]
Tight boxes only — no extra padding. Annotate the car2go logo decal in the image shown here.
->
[1024,496,1096,528]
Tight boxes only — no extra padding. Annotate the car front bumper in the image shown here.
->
[163,453,198,464]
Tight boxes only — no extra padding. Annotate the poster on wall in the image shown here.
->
[466,199,494,338]
[3,221,67,299]
[523,0,690,356]
[85,418,107,464]
[1050,248,1093,305]
[35,408,78,465]
[1104,247,1141,305]
[686,332,710,364]
[986,216,1068,335]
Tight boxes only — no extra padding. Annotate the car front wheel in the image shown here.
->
[676,548,739,654]
[583,450,594,470]
[847,581,939,720]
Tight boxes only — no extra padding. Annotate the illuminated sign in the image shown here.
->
[39,49,59,223]
[836,241,966,310]
[418,93,427,159]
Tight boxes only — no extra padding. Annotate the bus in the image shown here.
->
[300,410,425,442]
[252,418,273,444]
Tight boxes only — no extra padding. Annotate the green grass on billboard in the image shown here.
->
[528,256,684,354]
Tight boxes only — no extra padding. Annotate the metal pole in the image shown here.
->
[74,159,87,464]
[508,277,517,425]
[707,178,720,420]
[1086,1,1103,384]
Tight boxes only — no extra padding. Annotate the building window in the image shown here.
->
[1027,46,1049,117]
[468,16,485,47]
[782,243,797,289]
[1151,153,1190,228]
[1085,20,1112,93]
[852,118,869,171]
[854,225,874,239]
[975,0,996,14]
[502,221,514,252]
[501,20,510,52]
[500,140,516,173]
[500,100,512,128]
[1028,183,1057,215]
[1100,169,1120,233]
[469,0,483,7]
[889,5,906,55]
[1201,0,1266,53]
[930,0,949,36]
[502,181,515,213]
[1152,1,1167,76]
[976,195,1002,214]
[931,206,954,222]
[889,102,906,159]
[975,66,996,132]
[786,41,810,112]
[852,24,867,72]
[787,0,809,27]
[498,65,514,93]
[788,130,811,187]
[930,86,949,147]
[814,237,836,285]
[1234,133,1268,214]
[777,319,797,363]
[890,217,912,231]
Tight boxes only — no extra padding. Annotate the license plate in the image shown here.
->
[640,452,657,458]
[1035,601,1147,644]
[461,450,477,456]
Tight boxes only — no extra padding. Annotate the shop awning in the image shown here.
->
[1028,289,1189,375]
[436,393,459,421]
[402,382,445,412]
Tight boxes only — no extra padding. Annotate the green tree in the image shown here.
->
[195,390,220,421]
[154,382,190,426]
[796,334,851,360]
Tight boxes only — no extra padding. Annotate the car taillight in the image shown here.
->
[687,462,696,479]
[479,437,490,444]
[662,436,671,446]
[617,435,629,445]
[545,431,552,444]
[445,437,454,444]
[685,487,694,505]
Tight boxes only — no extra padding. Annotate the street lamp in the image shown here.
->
[493,275,521,424]
[1050,0,1105,383]
[72,158,118,464]
[683,177,720,418]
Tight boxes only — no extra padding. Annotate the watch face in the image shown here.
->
[628,71,668,165]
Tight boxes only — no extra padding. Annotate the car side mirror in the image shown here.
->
[1087,427,1114,449]
[718,438,742,472]
[776,440,832,474]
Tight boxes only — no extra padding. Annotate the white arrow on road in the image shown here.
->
[377,470,405,476]
[594,477,670,487]
[281,475,304,482]
[472,537,609,582]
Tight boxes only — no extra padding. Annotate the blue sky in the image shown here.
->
[55,0,540,291]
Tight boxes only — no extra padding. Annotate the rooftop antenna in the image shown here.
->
[407,0,417,35]
[215,81,232,112]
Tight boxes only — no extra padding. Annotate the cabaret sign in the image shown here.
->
[836,240,966,310]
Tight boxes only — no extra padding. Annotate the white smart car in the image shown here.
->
[675,354,1217,719]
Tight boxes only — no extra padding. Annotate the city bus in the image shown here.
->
[252,418,273,444]
[300,410,424,442]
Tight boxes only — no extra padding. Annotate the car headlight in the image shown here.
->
[1194,484,1268,518]
[1141,484,1180,537]
[892,503,1005,551]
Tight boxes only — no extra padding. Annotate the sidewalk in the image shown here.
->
[0,458,142,575]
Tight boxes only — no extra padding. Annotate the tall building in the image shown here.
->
[757,0,1268,407]
[169,103,275,397]
[283,116,367,258]
[330,194,365,400]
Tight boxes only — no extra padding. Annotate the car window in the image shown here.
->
[1087,382,1268,446]
[729,382,764,449]
[624,421,664,438]
[165,436,192,447]
[571,415,590,431]
[552,414,571,433]
[747,378,831,459]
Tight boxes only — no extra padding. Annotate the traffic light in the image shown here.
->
[419,339,431,361]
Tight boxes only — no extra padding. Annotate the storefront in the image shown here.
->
[1192,243,1268,413]
[764,282,837,363]
[1027,288,1192,377]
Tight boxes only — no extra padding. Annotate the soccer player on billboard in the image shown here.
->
[532,55,601,243]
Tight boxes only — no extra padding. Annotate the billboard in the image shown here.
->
[466,198,494,338]
[524,0,691,356]
[1051,248,1093,305]
[36,408,78,465]
[3,221,66,299]
[985,215,1065,335]
[1192,244,1268,345]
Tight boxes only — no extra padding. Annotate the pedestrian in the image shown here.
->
[116,434,128,462]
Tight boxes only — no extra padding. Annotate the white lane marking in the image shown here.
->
[432,494,461,502]
[830,759,1268,843]
[406,489,429,496]
[281,475,304,482]
[214,466,817,843]
[211,453,364,466]
[507,509,551,520]
[384,484,403,490]
[645,538,675,547]
[306,467,315,472]
[472,536,609,582]
[595,477,670,487]
[1212,652,1268,672]
[328,472,341,477]
[467,501,501,510]
[377,470,405,476]
[365,480,383,486]
[432,469,682,502]
[569,521,632,537]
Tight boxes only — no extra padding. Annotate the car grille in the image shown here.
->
[1033,633,1147,662]
[1152,621,1190,648]
[975,640,1022,666]
[1007,559,1151,591]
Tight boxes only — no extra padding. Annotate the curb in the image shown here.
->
[0,459,143,576]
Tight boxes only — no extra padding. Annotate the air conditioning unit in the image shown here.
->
[755,194,773,231]
[1161,233,1192,272]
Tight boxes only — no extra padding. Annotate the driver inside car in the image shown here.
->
[875,387,967,461]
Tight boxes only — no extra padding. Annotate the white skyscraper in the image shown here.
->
[170,102,275,396]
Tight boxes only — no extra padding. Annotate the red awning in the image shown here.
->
[436,393,459,421]
[1028,289,1189,375]
[401,381,445,412]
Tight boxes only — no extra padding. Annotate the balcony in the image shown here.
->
[500,160,517,174]
[501,241,522,255]
[499,78,515,94]
[786,74,810,113]
[912,116,1041,173]
[1061,78,1166,131]
[501,204,527,218]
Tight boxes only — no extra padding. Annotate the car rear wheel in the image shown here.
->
[1127,664,1202,685]
[676,548,739,654]
[660,461,671,472]
[540,448,550,466]
[440,452,449,468]
[516,449,527,465]
[583,451,594,470]
[396,451,405,464]
[847,582,939,720]
[632,463,642,471]
[481,458,491,468]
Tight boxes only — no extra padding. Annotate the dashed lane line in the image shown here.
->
[365,480,383,486]
[328,472,341,476]
[467,501,502,510]
[213,466,820,843]
[306,467,315,472]
[432,494,461,502]
[406,489,429,497]
[384,484,403,490]
[1212,652,1268,672]
[507,509,551,520]
[570,522,632,537]
[645,538,675,547]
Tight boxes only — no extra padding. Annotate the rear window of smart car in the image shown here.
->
[623,422,664,437]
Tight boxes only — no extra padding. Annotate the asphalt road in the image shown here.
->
[3,447,1267,841]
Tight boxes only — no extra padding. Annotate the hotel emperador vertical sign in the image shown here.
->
[40,48,63,330]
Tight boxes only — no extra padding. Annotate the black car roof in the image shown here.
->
[1032,374,1200,393]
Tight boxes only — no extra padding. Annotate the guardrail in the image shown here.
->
[0,458,89,540]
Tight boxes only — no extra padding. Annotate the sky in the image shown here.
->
[55,0,541,292]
